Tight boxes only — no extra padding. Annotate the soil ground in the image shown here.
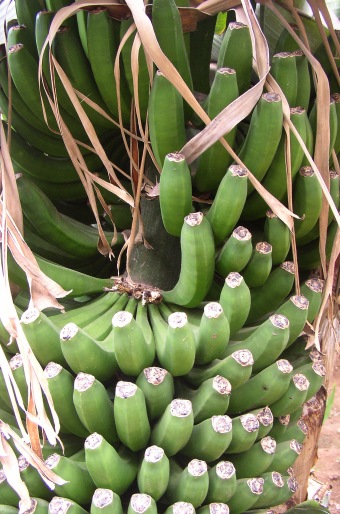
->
[312,354,340,512]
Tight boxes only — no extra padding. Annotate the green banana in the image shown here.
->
[293,360,326,401]
[246,261,296,325]
[268,415,291,440]
[110,311,154,376]
[252,471,298,509]
[254,406,274,440]
[6,23,37,59]
[148,70,187,168]
[194,68,239,192]
[14,0,45,35]
[189,14,217,95]
[197,504,230,514]
[73,372,119,446]
[113,381,151,451]
[48,497,89,514]
[159,152,193,237]
[90,489,123,514]
[223,313,290,373]
[276,294,309,347]
[242,242,273,288]
[279,418,309,444]
[19,498,49,514]
[185,349,254,389]
[194,302,230,365]
[293,166,323,241]
[237,92,284,193]
[263,210,291,265]
[241,106,309,220]
[227,436,277,478]
[215,226,253,278]
[270,52,298,106]
[127,494,157,514]
[294,51,311,111]
[59,322,118,381]
[219,272,251,336]
[216,21,253,95]
[86,7,130,123]
[227,359,293,415]
[226,477,265,514]
[165,459,209,508]
[163,311,197,376]
[225,413,260,454]
[137,445,170,501]
[309,95,338,158]
[205,461,237,504]
[205,165,248,244]
[161,212,215,308]
[136,367,175,421]
[296,219,338,271]
[266,439,303,474]
[150,398,194,456]
[181,415,233,461]
[299,278,324,323]
[164,502,195,514]
[44,453,96,504]
[44,362,89,438]
[84,433,138,495]
[270,373,310,416]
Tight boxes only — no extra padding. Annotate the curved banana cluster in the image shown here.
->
[0,0,336,513]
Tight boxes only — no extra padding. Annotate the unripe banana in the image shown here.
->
[182,415,233,461]
[300,278,324,323]
[150,398,194,456]
[127,494,157,514]
[270,373,310,416]
[19,498,49,514]
[48,497,89,514]
[270,52,298,106]
[227,436,277,478]
[205,461,237,504]
[185,349,254,389]
[44,453,96,504]
[227,359,293,415]
[215,226,253,278]
[252,471,298,509]
[84,433,138,495]
[195,302,230,365]
[137,445,170,501]
[253,406,274,440]
[206,165,248,245]
[136,367,175,421]
[279,418,309,444]
[164,502,195,514]
[266,439,303,473]
[159,153,193,237]
[225,413,260,454]
[242,242,273,288]
[165,459,209,507]
[0,469,20,506]
[226,477,265,514]
[263,210,291,266]
[90,489,123,514]
[73,372,118,446]
[293,166,323,241]
[276,294,309,347]
[113,381,151,451]
[219,272,251,336]
[268,415,291,440]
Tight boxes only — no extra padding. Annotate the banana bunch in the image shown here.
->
[0,0,336,513]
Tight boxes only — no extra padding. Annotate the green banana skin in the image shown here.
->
[17,456,53,501]
[227,436,276,479]
[194,302,230,365]
[206,165,248,245]
[0,505,18,514]
[253,406,274,440]
[59,322,118,381]
[44,362,89,438]
[20,307,67,367]
[293,360,326,401]
[241,106,309,221]
[73,372,119,446]
[276,295,309,347]
[0,469,21,506]
[82,292,130,341]
[300,278,324,323]
[252,471,298,509]
[198,504,230,514]
[309,96,338,158]
[136,367,175,421]
[175,375,231,424]
[219,272,251,336]
[205,461,237,504]
[242,242,273,288]
[194,68,239,192]
[150,398,194,456]
[284,500,330,513]
[159,152,193,237]
[223,313,290,373]
[127,494,157,514]
[14,0,45,35]
[137,445,170,501]
[237,92,284,193]
[279,418,309,444]
[48,496,89,514]
[263,210,291,266]
[181,415,233,461]
[225,412,260,454]
[148,70,187,168]
[270,373,310,416]
[185,349,254,389]
[245,261,296,326]
[114,381,151,451]
[110,311,154,376]
[165,459,209,508]
[6,23,37,59]
[267,414,291,440]
[189,14,217,95]
[227,359,294,415]
[164,501,195,514]
[44,453,96,505]
[85,433,138,495]
[161,212,215,308]
[270,52,298,106]
[217,21,253,95]
[266,439,303,474]
[215,226,253,278]
[19,498,50,514]
[295,218,338,271]
[226,477,265,514]
[293,166,323,241]
[90,489,123,514]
